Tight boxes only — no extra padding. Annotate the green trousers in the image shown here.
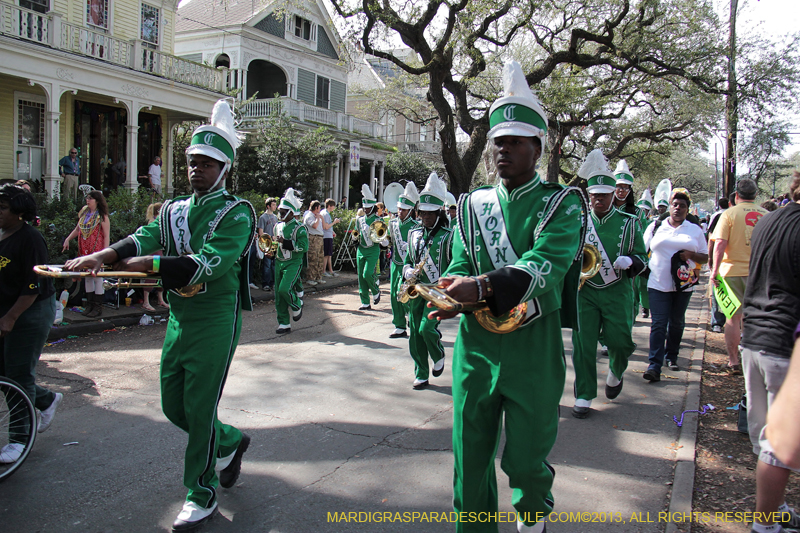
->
[275,259,303,325]
[356,246,380,305]
[634,276,649,311]
[389,262,407,330]
[572,281,635,401]
[452,311,565,532]
[160,291,244,508]
[407,296,444,380]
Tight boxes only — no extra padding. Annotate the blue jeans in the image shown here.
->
[647,289,692,373]
[261,256,274,289]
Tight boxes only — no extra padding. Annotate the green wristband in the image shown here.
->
[152,255,160,273]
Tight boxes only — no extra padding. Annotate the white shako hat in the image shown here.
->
[614,159,634,186]
[186,99,244,190]
[637,189,654,210]
[418,172,447,211]
[488,60,548,143]
[279,188,302,215]
[397,182,419,210]
[579,149,616,194]
[361,183,377,208]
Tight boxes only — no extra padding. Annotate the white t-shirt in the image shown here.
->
[148,164,162,186]
[644,218,708,292]
[303,210,323,236]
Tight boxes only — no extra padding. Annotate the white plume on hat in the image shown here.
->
[579,149,616,194]
[400,181,419,203]
[418,172,447,211]
[487,60,548,141]
[638,188,654,209]
[210,99,245,152]
[280,187,303,214]
[361,183,376,202]
[614,159,634,185]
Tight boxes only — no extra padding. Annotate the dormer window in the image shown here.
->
[141,3,160,48]
[87,0,108,29]
[294,15,315,41]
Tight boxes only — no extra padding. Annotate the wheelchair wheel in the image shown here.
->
[0,377,37,482]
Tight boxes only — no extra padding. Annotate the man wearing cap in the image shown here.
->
[430,61,586,533]
[355,184,387,310]
[403,173,453,389]
[571,151,647,419]
[612,160,651,318]
[274,188,307,334]
[389,182,419,338]
[65,100,256,531]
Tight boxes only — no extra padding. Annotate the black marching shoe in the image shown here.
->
[358,304,371,311]
[291,307,303,322]
[389,329,408,339]
[432,357,446,377]
[276,326,291,334]
[412,379,429,390]
[373,292,381,305]
[219,433,250,488]
[642,308,650,319]
[172,501,218,532]
[571,405,590,419]
[605,379,624,399]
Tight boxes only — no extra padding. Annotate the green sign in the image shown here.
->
[714,276,741,319]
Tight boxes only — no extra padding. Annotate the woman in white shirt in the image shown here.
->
[642,190,708,381]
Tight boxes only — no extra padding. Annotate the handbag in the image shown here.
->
[671,250,700,292]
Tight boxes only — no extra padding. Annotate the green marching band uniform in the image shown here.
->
[356,183,387,309]
[572,151,647,418]
[634,189,654,312]
[274,188,307,334]
[389,182,419,337]
[445,61,587,533]
[108,100,256,529]
[402,173,453,387]
[613,159,651,314]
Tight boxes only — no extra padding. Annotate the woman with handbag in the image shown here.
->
[642,189,707,381]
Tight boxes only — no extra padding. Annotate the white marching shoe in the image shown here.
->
[172,501,218,531]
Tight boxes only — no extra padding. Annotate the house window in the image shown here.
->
[19,0,49,14]
[87,0,108,29]
[316,76,330,109]
[141,4,160,47]
[419,124,427,142]
[18,100,44,147]
[294,15,313,41]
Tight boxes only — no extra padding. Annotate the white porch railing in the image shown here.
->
[240,97,387,140]
[398,140,442,154]
[0,4,227,93]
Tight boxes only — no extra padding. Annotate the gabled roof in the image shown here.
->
[176,0,274,32]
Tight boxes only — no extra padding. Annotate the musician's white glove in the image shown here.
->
[613,256,633,270]
[402,265,414,280]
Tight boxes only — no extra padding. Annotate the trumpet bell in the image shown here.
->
[413,282,526,334]
[258,234,279,255]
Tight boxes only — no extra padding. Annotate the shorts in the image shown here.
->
[723,276,747,314]
[323,237,333,257]
[741,346,799,472]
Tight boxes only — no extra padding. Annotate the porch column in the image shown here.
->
[332,154,341,203]
[165,120,178,198]
[125,122,139,192]
[369,160,376,198]
[43,84,62,197]
[378,161,385,202]
[342,156,351,208]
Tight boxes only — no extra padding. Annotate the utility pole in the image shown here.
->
[725,0,739,197]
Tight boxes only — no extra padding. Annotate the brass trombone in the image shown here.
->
[34,265,202,298]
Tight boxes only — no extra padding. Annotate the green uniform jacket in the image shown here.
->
[274,218,308,264]
[446,176,586,328]
[356,213,382,249]
[585,208,647,289]
[111,188,256,309]
[390,216,418,266]
[403,223,453,284]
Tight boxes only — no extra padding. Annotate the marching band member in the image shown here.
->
[274,188,307,334]
[64,100,256,531]
[355,184,387,310]
[388,182,419,338]
[572,150,647,419]
[430,61,586,533]
[613,160,651,318]
[402,173,453,388]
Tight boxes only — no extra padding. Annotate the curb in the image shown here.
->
[47,273,373,341]
[665,281,710,533]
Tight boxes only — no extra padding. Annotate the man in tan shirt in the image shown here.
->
[710,178,767,373]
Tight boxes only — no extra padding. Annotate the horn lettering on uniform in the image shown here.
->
[486,216,499,231]
[204,133,215,144]
[490,232,501,246]
[503,105,517,121]
[495,247,507,263]
[481,203,493,216]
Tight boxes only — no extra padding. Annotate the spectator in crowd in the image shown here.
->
[643,190,708,382]
[141,203,169,311]
[321,198,340,277]
[148,156,162,195]
[740,173,800,533]
[707,197,730,333]
[0,185,61,466]
[303,200,325,286]
[257,197,278,291]
[710,178,767,374]
[766,332,800,470]
[761,200,778,212]
[14,180,32,192]
[62,190,110,317]
[111,158,126,188]
[59,147,80,199]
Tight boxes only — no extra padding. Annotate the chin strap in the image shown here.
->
[615,188,631,201]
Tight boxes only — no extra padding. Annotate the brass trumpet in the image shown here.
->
[258,234,279,256]
[34,265,202,298]
[578,244,602,290]
[369,220,388,242]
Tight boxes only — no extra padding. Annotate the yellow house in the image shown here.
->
[0,0,229,197]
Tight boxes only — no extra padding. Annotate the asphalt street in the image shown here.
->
[0,282,708,533]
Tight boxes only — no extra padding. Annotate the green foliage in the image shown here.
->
[384,151,444,189]
[171,122,201,196]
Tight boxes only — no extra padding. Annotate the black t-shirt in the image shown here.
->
[0,224,55,315]
[742,202,800,358]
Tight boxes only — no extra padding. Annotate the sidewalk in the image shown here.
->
[48,270,370,340]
